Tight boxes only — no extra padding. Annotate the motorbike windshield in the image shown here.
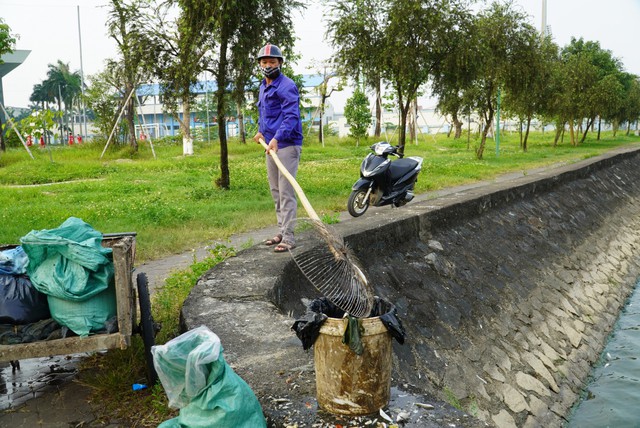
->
[372,142,393,156]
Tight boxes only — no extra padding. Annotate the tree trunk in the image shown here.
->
[57,98,64,144]
[569,118,576,146]
[319,104,324,146]
[477,113,493,160]
[398,102,409,154]
[374,79,382,138]
[598,117,602,140]
[523,116,531,152]
[238,106,246,144]
[580,117,593,144]
[409,99,416,143]
[0,113,5,152]
[452,112,462,139]
[125,85,138,151]
[215,38,230,190]
[477,92,494,160]
[553,122,562,147]
[181,100,194,155]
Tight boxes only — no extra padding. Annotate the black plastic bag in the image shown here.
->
[291,297,407,349]
[0,274,51,324]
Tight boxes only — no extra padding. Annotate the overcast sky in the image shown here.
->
[2,0,640,112]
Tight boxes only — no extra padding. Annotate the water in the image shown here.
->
[567,278,640,427]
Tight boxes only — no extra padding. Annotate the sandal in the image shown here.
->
[274,242,295,253]
[265,234,282,246]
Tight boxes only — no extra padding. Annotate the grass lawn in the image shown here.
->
[1,130,638,262]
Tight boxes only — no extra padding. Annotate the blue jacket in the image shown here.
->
[258,74,303,149]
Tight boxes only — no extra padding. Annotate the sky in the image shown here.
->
[1,0,640,112]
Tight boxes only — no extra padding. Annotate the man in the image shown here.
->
[253,43,303,253]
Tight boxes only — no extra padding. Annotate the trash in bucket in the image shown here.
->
[292,297,406,416]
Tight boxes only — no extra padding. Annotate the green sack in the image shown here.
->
[46,281,117,337]
[20,217,114,301]
[152,326,267,428]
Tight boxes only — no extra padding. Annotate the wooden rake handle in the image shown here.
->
[258,139,321,222]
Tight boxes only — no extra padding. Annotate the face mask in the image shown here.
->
[261,65,281,79]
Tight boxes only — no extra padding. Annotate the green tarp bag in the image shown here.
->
[20,217,114,301]
[152,326,267,428]
[20,217,115,336]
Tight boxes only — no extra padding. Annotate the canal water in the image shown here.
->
[567,278,640,427]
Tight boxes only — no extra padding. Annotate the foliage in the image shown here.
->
[0,17,16,60]
[85,66,122,140]
[344,86,372,145]
[468,2,537,159]
[325,0,386,136]
[106,0,152,151]
[12,109,61,141]
[138,0,219,155]
[48,61,82,128]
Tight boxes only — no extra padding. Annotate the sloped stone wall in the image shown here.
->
[338,148,640,427]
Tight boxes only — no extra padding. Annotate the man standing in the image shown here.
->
[253,43,303,253]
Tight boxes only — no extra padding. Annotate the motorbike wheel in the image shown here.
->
[348,189,370,217]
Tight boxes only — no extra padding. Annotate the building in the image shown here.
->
[133,74,335,139]
[0,50,31,124]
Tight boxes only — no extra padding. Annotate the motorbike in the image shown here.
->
[347,141,423,217]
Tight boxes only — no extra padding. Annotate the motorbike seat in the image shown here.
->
[388,158,420,181]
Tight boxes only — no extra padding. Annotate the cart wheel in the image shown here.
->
[137,272,158,386]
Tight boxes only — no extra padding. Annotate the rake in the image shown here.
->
[258,139,374,318]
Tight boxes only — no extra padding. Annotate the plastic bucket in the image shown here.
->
[314,316,392,415]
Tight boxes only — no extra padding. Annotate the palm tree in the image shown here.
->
[29,83,56,144]
[42,60,82,143]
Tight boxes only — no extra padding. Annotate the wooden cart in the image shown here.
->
[0,233,157,383]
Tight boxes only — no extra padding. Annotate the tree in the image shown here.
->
[382,0,465,153]
[557,38,624,145]
[344,85,372,146]
[501,24,555,151]
[141,0,219,156]
[325,0,385,137]
[465,2,533,159]
[85,65,123,139]
[617,76,640,136]
[0,18,17,152]
[205,0,302,189]
[107,0,151,152]
[40,60,82,144]
[309,60,343,146]
[430,7,476,140]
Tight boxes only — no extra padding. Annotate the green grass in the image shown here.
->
[1,131,637,262]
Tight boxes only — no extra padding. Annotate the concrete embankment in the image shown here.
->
[181,145,640,427]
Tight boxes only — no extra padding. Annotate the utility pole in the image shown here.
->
[77,6,88,137]
[541,0,548,37]
[496,88,501,157]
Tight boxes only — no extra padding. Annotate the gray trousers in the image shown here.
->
[266,145,301,244]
